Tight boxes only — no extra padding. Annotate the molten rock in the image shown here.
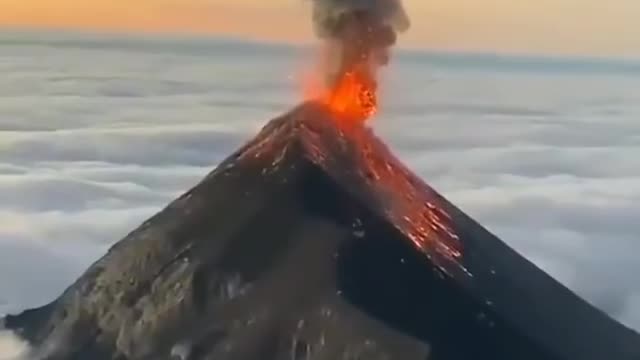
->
[308,0,410,125]
[3,102,640,360]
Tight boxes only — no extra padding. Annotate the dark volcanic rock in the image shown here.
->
[4,102,640,360]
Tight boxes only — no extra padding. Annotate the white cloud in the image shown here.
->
[1,32,639,337]
[0,330,30,360]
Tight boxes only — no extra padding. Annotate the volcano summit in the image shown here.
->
[3,102,640,360]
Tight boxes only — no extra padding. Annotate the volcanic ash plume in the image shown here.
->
[311,0,410,37]
[307,0,411,123]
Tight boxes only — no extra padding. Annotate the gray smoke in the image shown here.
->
[307,0,411,106]
[310,0,410,39]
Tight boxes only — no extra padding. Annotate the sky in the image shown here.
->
[0,0,639,57]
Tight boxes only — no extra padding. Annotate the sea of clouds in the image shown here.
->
[1,31,640,351]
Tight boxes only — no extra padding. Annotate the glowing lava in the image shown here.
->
[301,8,394,126]
[301,56,379,127]
[323,68,378,125]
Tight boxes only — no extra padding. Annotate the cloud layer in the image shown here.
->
[1,32,640,333]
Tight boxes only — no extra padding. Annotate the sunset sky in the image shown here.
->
[1,0,639,57]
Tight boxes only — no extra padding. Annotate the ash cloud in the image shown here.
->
[308,0,411,89]
[310,0,410,39]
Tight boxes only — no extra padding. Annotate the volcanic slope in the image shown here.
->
[4,102,640,360]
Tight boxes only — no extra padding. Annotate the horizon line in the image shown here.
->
[3,25,640,66]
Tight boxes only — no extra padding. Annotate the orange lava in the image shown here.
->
[302,62,378,126]
[323,69,378,125]
[336,125,465,276]
[240,102,467,277]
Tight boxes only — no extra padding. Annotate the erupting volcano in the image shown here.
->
[5,101,640,359]
[306,0,409,124]
[3,1,640,360]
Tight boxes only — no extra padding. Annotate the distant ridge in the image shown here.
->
[2,28,639,74]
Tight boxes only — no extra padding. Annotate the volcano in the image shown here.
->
[4,102,640,360]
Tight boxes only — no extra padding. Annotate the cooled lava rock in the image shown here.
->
[4,102,640,360]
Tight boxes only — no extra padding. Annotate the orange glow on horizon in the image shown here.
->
[1,0,639,57]
[0,0,311,40]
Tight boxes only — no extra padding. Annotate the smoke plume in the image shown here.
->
[307,0,411,116]
[310,0,410,39]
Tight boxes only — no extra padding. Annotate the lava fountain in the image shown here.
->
[305,0,410,125]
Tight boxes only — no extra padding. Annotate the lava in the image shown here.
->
[319,67,378,125]
[317,118,465,275]
[300,40,381,126]
[296,1,463,269]
[302,5,404,126]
